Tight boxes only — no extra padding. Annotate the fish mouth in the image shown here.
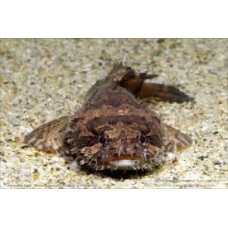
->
[82,151,162,171]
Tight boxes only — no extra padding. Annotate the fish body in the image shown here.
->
[25,63,193,171]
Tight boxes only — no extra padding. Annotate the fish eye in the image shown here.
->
[98,134,108,144]
[139,134,146,144]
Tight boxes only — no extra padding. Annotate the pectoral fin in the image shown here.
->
[163,124,192,150]
[24,116,70,152]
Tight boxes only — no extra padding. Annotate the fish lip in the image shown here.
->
[109,159,140,169]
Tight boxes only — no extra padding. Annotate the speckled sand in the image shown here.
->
[0,39,227,188]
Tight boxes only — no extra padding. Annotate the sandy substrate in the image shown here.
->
[0,39,227,188]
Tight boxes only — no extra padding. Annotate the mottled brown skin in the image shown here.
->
[24,63,193,172]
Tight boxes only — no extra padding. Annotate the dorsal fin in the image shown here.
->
[107,62,136,83]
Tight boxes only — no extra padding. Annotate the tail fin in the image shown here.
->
[108,63,193,103]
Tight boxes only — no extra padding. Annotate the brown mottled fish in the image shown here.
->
[24,63,193,172]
